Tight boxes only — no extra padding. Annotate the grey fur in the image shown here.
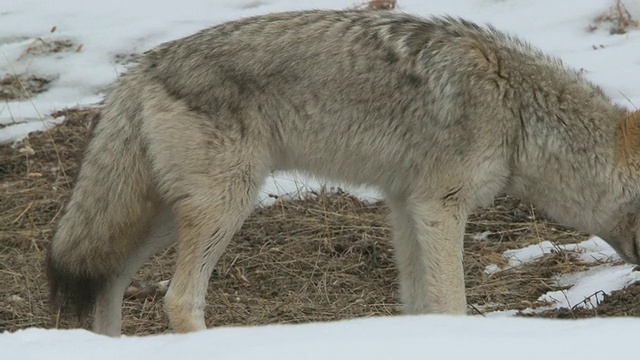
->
[47,10,640,336]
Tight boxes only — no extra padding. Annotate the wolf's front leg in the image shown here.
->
[388,196,467,314]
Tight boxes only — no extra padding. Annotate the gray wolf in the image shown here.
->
[46,9,640,336]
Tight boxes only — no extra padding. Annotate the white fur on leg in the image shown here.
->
[161,168,265,333]
[163,276,208,333]
[93,207,177,336]
[163,203,253,333]
[389,197,467,315]
[388,198,428,313]
[94,277,128,336]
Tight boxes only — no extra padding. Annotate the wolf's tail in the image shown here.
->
[46,81,156,318]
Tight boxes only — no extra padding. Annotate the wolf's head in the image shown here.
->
[608,110,640,264]
[600,209,640,264]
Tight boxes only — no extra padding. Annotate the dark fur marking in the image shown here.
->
[203,229,226,255]
[442,186,462,203]
[171,193,192,205]
[45,251,107,321]
[404,73,422,87]
[384,49,399,64]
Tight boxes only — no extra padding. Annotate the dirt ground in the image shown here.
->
[1,107,639,336]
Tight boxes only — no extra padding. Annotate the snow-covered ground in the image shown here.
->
[4,315,640,360]
[484,236,640,312]
[2,0,640,357]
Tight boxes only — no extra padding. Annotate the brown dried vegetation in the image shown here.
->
[1,108,639,335]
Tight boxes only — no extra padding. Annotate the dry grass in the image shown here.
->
[350,0,397,11]
[16,25,83,60]
[589,0,640,34]
[0,25,81,103]
[0,74,54,101]
[366,0,397,10]
[1,108,639,336]
[17,38,81,60]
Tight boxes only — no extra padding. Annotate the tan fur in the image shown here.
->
[46,10,640,336]
[616,111,640,176]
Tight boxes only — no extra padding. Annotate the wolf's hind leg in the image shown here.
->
[140,90,270,333]
[162,166,265,333]
[93,206,177,336]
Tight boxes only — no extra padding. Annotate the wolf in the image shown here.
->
[47,9,640,336]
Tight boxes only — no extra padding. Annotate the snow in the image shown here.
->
[1,0,640,356]
[471,231,493,241]
[484,236,640,311]
[501,237,619,269]
[4,316,640,359]
[540,264,640,309]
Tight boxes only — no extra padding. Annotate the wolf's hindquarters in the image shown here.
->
[46,99,157,319]
[138,89,269,332]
